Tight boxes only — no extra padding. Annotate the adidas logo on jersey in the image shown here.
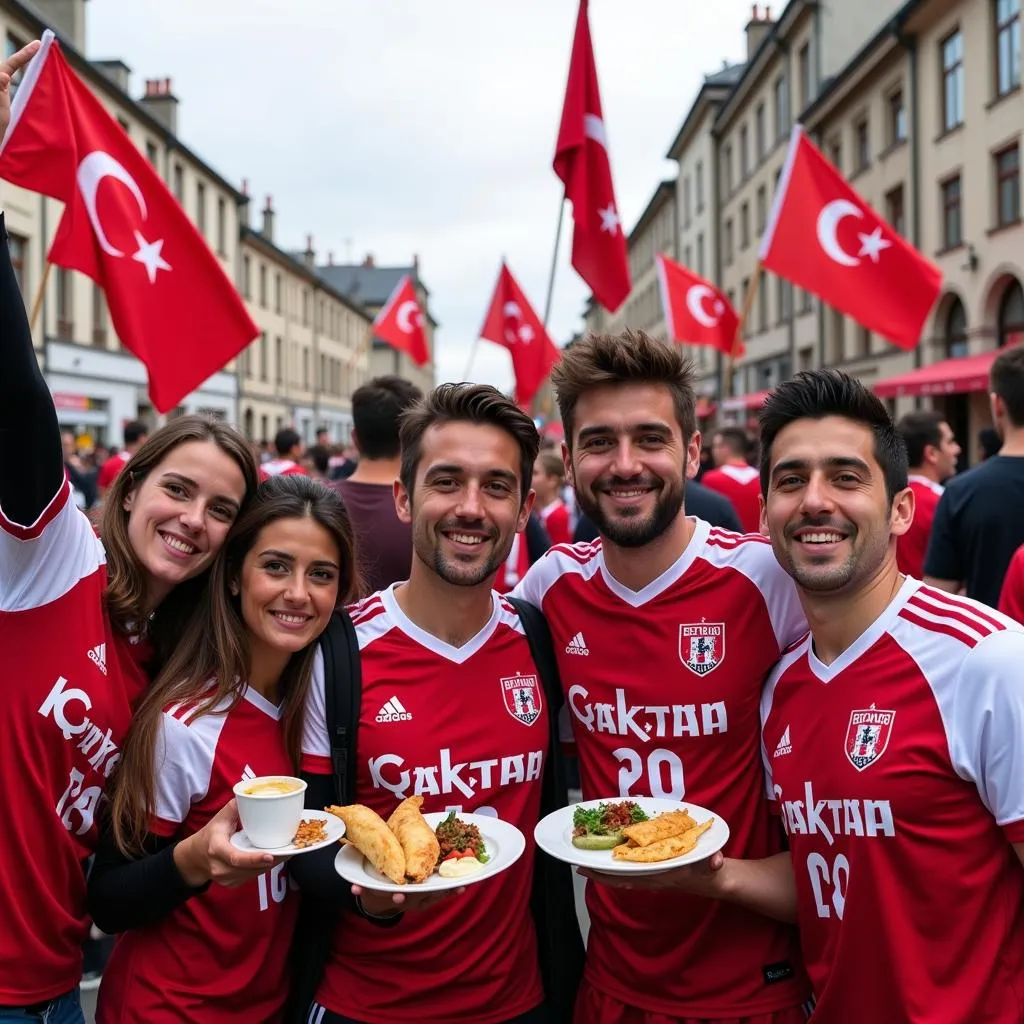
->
[87,643,107,675]
[565,632,589,656]
[774,725,792,758]
[376,696,413,723]
[241,764,257,781]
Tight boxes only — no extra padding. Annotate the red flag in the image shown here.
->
[0,33,258,413]
[656,252,743,358]
[553,0,631,313]
[760,124,942,350]
[372,274,430,366]
[479,263,560,407]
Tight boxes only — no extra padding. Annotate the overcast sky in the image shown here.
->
[88,0,754,394]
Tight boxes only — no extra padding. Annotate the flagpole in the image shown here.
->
[724,263,761,401]
[462,337,481,381]
[541,198,566,330]
[29,260,53,334]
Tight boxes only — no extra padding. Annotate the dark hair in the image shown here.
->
[713,426,748,458]
[123,420,148,446]
[536,451,565,481]
[979,426,1002,459]
[552,329,697,447]
[991,343,1024,427]
[275,427,302,457]
[307,444,330,475]
[399,382,539,501]
[758,369,908,503]
[896,411,946,468]
[352,375,424,460]
[110,475,359,856]
[100,415,259,654]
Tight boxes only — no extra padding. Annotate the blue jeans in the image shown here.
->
[0,989,84,1024]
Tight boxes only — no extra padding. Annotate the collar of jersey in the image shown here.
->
[380,583,502,664]
[598,517,710,608]
[807,575,920,683]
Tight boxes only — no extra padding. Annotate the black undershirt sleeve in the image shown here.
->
[0,213,65,526]
[86,828,210,934]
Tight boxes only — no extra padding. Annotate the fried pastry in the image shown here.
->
[621,810,697,848]
[387,796,441,883]
[612,818,715,862]
[327,804,406,885]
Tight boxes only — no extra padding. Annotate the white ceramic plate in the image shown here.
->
[534,797,729,875]
[229,809,346,857]
[334,811,526,893]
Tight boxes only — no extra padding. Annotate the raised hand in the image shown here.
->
[0,40,40,147]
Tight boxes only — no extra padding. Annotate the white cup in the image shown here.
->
[232,775,307,849]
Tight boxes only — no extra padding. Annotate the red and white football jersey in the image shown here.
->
[258,458,307,481]
[302,585,548,1024]
[0,479,134,1003]
[701,463,763,534]
[540,499,572,546]
[96,449,131,492]
[896,475,943,579]
[514,519,810,1016]
[761,579,1024,1023]
[98,686,298,1023]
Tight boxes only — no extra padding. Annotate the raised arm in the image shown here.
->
[0,40,64,527]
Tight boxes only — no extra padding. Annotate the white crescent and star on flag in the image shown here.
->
[816,198,892,267]
[395,300,423,333]
[685,284,726,328]
[77,150,171,284]
[502,300,534,346]
[584,111,621,237]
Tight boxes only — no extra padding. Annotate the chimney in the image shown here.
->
[303,234,316,269]
[241,178,249,196]
[261,195,275,242]
[363,253,375,268]
[327,251,334,266]
[33,0,87,50]
[93,58,132,93]
[412,253,420,273]
[745,4,774,61]
[139,76,179,135]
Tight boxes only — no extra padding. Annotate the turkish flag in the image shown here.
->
[553,0,631,313]
[656,253,743,358]
[760,125,942,350]
[479,263,560,407]
[0,32,258,413]
[372,274,430,366]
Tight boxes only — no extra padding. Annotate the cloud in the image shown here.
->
[86,0,750,395]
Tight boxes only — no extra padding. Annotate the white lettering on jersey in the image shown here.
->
[775,781,896,847]
[368,747,545,800]
[568,684,728,741]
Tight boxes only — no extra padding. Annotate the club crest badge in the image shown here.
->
[845,707,896,771]
[679,621,725,676]
[500,673,543,726]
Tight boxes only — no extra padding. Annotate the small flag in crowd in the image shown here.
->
[759,124,942,350]
[553,0,631,313]
[0,31,259,413]
[372,274,430,367]
[656,252,743,358]
[479,263,560,408]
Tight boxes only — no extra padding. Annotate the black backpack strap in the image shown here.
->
[319,608,362,804]
[506,595,562,713]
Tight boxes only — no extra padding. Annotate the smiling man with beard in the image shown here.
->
[514,330,813,1024]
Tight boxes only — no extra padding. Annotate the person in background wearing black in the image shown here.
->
[332,375,423,594]
[62,428,98,510]
[925,344,1024,605]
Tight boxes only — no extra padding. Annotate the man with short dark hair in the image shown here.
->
[259,427,307,480]
[702,426,761,532]
[925,344,1024,604]
[895,410,960,578]
[333,375,423,593]
[96,419,149,498]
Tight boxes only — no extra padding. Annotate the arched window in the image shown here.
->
[945,296,968,358]
[998,278,1024,347]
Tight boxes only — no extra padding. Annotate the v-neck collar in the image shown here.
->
[807,576,920,683]
[381,583,502,664]
[599,517,710,608]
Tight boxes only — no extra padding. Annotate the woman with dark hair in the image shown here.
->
[88,475,359,1022]
[0,42,264,1022]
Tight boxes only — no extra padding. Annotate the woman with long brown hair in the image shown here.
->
[87,475,359,1023]
[0,42,264,1021]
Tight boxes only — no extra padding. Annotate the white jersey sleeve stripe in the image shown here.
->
[152,711,222,831]
[760,637,811,800]
[511,542,602,608]
[300,648,330,762]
